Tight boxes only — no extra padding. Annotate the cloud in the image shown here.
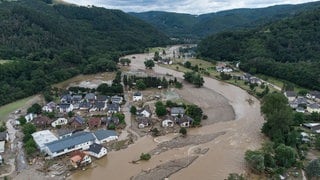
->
[62,0,319,14]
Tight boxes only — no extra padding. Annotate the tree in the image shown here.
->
[155,101,167,117]
[114,113,125,124]
[27,103,42,114]
[140,153,151,161]
[315,136,320,150]
[153,51,160,61]
[161,77,168,88]
[192,73,204,88]
[144,60,155,69]
[227,173,246,180]
[22,123,36,135]
[18,116,27,126]
[306,158,320,179]
[186,104,203,125]
[136,79,146,90]
[68,111,74,118]
[123,75,128,87]
[184,61,191,68]
[245,150,265,174]
[274,144,296,168]
[130,105,137,115]
[179,127,187,136]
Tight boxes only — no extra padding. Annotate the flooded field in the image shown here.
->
[71,46,264,180]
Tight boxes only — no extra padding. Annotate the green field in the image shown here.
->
[0,96,33,121]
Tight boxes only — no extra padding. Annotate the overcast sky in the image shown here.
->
[62,0,319,14]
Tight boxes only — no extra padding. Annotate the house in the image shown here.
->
[0,132,9,142]
[102,116,119,126]
[88,117,101,128]
[42,102,56,112]
[70,116,85,128]
[133,92,143,101]
[177,115,193,128]
[61,94,72,103]
[301,132,310,143]
[284,91,297,101]
[242,73,252,82]
[72,95,83,104]
[306,91,320,101]
[0,155,2,164]
[136,107,152,118]
[0,141,4,153]
[87,143,107,159]
[107,103,120,114]
[162,116,174,128]
[56,129,73,139]
[58,103,74,113]
[249,77,262,85]
[171,107,185,117]
[307,103,320,113]
[94,101,107,111]
[70,150,92,168]
[111,95,123,104]
[93,129,118,144]
[85,93,96,103]
[25,113,36,123]
[79,101,91,111]
[45,131,96,158]
[303,123,320,132]
[32,130,58,152]
[51,118,68,128]
[137,117,151,129]
[96,95,109,103]
[296,107,305,113]
[32,116,52,128]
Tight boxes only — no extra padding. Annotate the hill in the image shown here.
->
[197,8,320,90]
[0,0,170,106]
[130,1,320,40]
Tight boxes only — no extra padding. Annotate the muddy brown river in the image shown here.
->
[71,46,264,180]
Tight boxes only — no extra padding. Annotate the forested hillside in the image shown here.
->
[130,1,320,40]
[0,0,169,106]
[198,8,320,90]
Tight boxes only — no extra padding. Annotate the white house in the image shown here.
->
[51,118,68,128]
[284,91,297,102]
[137,107,151,118]
[42,102,56,112]
[133,92,143,101]
[87,143,107,159]
[307,103,320,113]
[25,113,37,123]
[162,119,174,128]
[32,130,58,152]
[58,103,74,113]
[93,130,118,144]
[171,107,185,117]
[0,141,5,153]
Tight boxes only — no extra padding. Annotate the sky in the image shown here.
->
[62,0,319,15]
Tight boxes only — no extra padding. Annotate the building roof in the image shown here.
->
[79,101,91,109]
[0,132,7,141]
[171,107,185,115]
[46,101,56,108]
[137,117,151,126]
[93,130,117,141]
[303,123,320,128]
[0,141,4,153]
[133,92,142,97]
[33,116,52,127]
[88,117,101,127]
[85,93,96,100]
[295,97,308,105]
[95,101,105,109]
[46,132,95,153]
[111,95,123,103]
[59,103,71,109]
[61,94,72,102]
[308,103,320,109]
[89,143,104,154]
[285,91,297,97]
[96,95,109,102]
[73,116,85,125]
[32,130,58,149]
[178,115,193,123]
[72,95,83,102]
[107,103,120,111]
[56,128,73,137]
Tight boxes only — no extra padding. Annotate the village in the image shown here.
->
[1,45,320,180]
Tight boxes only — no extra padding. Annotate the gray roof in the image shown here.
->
[107,103,120,111]
[96,95,109,102]
[72,95,83,101]
[171,107,185,115]
[93,130,117,141]
[46,132,95,153]
[95,102,105,109]
[285,91,297,97]
[133,92,142,96]
[0,132,7,141]
[85,93,96,100]
[308,103,320,109]
[89,143,104,154]
[295,97,308,105]
[59,103,71,109]
[61,94,72,102]
[74,116,85,125]
[56,129,73,136]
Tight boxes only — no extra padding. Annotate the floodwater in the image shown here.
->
[71,45,264,180]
